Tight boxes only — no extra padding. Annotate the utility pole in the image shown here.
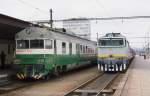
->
[49,9,53,28]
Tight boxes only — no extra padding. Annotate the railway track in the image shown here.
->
[64,73,119,96]
[0,66,97,95]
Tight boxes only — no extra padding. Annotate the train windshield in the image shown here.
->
[16,39,52,49]
[16,40,29,49]
[30,40,44,49]
[99,38,124,47]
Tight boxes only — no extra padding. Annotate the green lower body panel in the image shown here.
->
[15,54,96,79]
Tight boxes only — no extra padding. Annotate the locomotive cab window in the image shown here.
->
[16,40,29,49]
[99,38,124,47]
[30,39,44,49]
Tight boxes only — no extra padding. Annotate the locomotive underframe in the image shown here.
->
[98,57,129,72]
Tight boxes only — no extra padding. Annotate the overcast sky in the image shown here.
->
[1,0,150,48]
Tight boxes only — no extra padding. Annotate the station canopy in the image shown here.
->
[0,14,31,39]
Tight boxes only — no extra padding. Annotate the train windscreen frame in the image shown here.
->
[16,40,29,49]
[99,38,125,47]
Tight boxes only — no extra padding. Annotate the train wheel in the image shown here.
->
[54,66,61,76]
[62,65,67,73]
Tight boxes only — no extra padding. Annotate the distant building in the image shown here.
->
[63,18,91,40]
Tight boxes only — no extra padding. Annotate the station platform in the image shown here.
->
[0,67,15,86]
[0,69,14,76]
[121,56,150,96]
[0,66,16,79]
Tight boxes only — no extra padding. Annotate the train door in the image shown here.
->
[54,40,57,54]
[69,43,72,55]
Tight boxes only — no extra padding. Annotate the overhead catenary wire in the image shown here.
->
[93,0,122,33]
[16,0,59,27]
[16,0,48,15]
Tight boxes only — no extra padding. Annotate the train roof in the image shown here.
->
[101,33,126,38]
[16,27,96,46]
[49,27,94,42]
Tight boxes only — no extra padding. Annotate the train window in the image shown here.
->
[83,46,85,53]
[86,46,88,53]
[100,40,106,46]
[30,40,44,49]
[16,40,29,49]
[62,42,66,54]
[76,44,78,54]
[76,44,79,54]
[112,39,124,46]
[45,40,53,49]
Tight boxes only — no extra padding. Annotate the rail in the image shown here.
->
[64,73,119,96]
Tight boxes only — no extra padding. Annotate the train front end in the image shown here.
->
[14,27,53,79]
[97,33,132,72]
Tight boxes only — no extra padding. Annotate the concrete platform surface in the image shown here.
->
[121,56,150,96]
[0,68,15,79]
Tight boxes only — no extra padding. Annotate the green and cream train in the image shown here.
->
[97,33,135,72]
[14,27,96,79]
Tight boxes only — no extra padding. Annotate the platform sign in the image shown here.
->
[63,18,91,40]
